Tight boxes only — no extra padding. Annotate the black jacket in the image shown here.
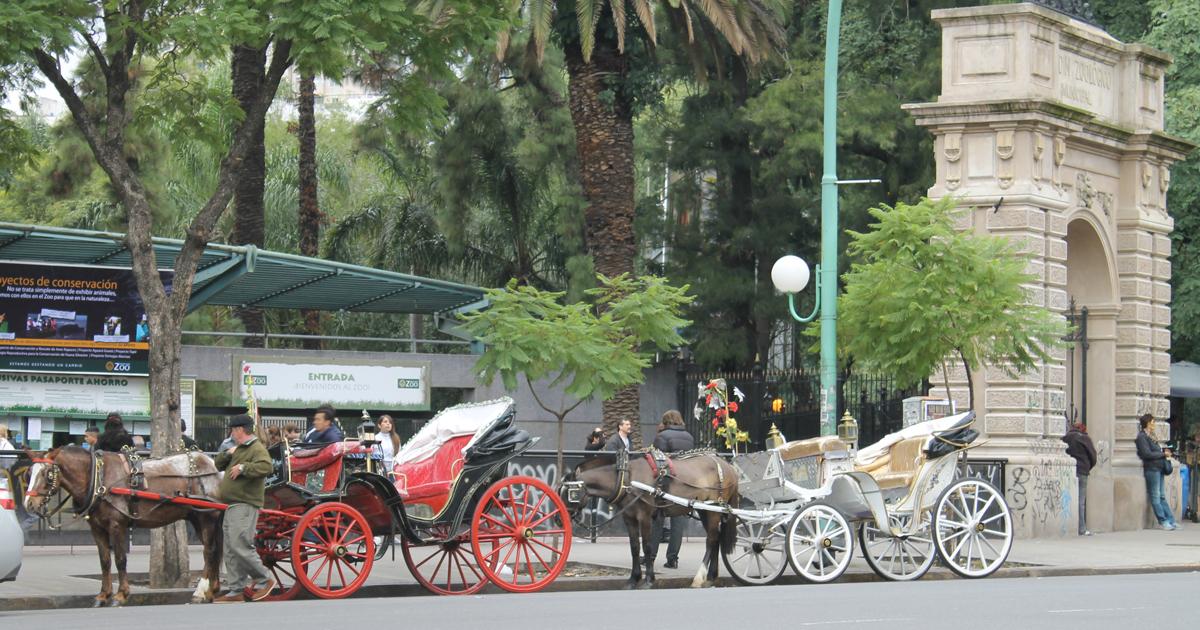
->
[605,433,631,452]
[1061,428,1096,475]
[653,426,695,454]
[96,429,133,452]
[1136,430,1167,472]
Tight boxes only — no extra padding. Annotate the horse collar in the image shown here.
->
[610,448,630,503]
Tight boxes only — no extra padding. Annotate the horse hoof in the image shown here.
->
[92,600,106,608]
[111,599,124,608]
[622,580,638,590]
[636,580,654,590]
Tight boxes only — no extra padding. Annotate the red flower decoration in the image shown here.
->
[711,417,719,428]
[705,394,713,406]
[715,408,726,418]
[728,401,739,413]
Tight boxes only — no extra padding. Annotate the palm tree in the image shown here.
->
[500,0,787,438]
[231,44,269,348]
[297,71,323,349]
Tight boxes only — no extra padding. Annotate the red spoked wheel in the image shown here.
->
[254,511,303,601]
[402,529,489,596]
[470,475,572,593]
[291,503,374,599]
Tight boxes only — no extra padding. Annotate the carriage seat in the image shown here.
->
[856,437,926,490]
[393,434,473,503]
[777,436,847,461]
[290,442,362,473]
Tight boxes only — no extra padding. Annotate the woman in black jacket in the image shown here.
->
[95,414,134,452]
[1136,414,1178,530]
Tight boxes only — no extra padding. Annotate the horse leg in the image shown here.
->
[693,512,720,588]
[89,523,113,607]
[637,511,657,589]
[110,522,131,607]
[622,512,642,589]
[192,513,222,603]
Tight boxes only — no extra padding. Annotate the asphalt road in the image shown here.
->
[5,573,1198,630]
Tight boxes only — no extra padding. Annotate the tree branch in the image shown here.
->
[79,28,110,79]
[31,49,107,173]
[169,39,294,317]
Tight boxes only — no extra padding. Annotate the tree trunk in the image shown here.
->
[33,36,294,590]
[232,44,268,349]
[298,72,323,350]
[565,43,639,439]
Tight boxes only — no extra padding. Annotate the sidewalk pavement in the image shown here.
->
[3,525,1199,611]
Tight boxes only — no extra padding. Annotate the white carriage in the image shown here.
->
[717,410,1014,585]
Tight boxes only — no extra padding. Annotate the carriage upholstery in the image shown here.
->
[777,436,846,461]
[288,442,371,492]
[392,434,472,514]
[856,437,927,491]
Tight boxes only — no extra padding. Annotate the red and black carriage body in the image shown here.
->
[253,398,572,599]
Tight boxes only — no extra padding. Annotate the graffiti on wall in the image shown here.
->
[506,461,560,487]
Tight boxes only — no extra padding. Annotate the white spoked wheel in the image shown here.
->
[859,512,935,581]
[932,478,1013,578]
[722,515,789,585]
[785,501,854,583]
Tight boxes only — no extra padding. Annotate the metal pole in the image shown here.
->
[819,0,844,437]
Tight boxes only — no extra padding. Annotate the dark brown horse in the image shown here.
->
[24,445,224,606]
[560,449,739,589]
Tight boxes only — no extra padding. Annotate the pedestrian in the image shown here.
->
[652,410,695,569]
[0,424,15,470]
[283,423,302,444]
[303,405,344,444]
[1136,413,1180,531]
[1061,421,1097,535]
[1185,430,1200,522]
[181,420,199,450]
[96,413,134,452]
[82,426,99,451]
[605,418,633,452]
[375,415,401,474]
[213,414,277,602]
[584,427,605,451]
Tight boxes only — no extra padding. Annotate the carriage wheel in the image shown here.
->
[402,535,489,596]
[470,475,572,593]
[722,514,789,585]
[785,501,853,583]
[932,478,1013,578]
[859,512,935,581]
[291,503,375,598]
[256,531,303,601]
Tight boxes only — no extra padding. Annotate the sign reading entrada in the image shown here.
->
[235,358,431,411]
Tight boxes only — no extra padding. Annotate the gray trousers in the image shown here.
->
[1077,474,1089,535]
[222,503,272,591]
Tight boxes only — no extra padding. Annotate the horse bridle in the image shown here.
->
[27,450,105,522]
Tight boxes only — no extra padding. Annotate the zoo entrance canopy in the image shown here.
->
[0,222,486,318]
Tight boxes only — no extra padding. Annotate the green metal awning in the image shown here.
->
[0,222,487,317]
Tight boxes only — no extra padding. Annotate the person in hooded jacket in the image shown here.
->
[96,413,134,452]
[1061,421,1097,535]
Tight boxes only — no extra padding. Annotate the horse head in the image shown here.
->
[24,447,62,515]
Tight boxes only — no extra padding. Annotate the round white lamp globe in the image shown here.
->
[771,255,811,294]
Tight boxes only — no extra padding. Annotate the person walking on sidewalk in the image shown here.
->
[213,414,277,602]
[653,410,695,569]
[1136,413,1179,531]
[1062,421,1097,535]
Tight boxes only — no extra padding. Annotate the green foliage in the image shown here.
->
[839,197,1070,403]
[461,274,692,408]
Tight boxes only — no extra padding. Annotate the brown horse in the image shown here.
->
[24,445,224,607]
[560,449,739,589]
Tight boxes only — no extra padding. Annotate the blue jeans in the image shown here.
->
[1144,469,1175,526]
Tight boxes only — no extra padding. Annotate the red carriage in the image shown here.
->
[253,397,573,599]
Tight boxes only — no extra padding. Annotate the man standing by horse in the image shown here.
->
[653,410,695,569]
[605,418,634,452]
[213,414,276,602]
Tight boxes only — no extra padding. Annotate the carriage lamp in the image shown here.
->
[837,411,858,447]
[765,424,786,450]
[358,410,378,444]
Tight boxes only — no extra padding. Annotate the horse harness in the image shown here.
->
[29,450,106,525]
[610,447,727,509]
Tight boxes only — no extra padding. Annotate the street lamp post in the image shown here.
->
[773,0,845,437]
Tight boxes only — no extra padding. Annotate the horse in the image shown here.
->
[560,448,739,589]
[23,445,225,607]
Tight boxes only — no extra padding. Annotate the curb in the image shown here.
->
[4,563,1198,612]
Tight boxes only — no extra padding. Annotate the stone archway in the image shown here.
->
[1064,216,1119,531]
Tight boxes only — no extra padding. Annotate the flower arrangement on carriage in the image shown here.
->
[694,378,751,453]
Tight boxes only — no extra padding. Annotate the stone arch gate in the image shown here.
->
[904,3,1193,537]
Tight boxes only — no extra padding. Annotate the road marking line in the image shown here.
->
[1048,607,1149,614]
[796,619,914,626]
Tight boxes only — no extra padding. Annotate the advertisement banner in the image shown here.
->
[235,359,431,411]
[0,262,172,375]
[0,372,150,418]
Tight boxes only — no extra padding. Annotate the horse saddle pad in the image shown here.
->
[393,434,472,502]
[290,442,365,473]
[121,452,218,494]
